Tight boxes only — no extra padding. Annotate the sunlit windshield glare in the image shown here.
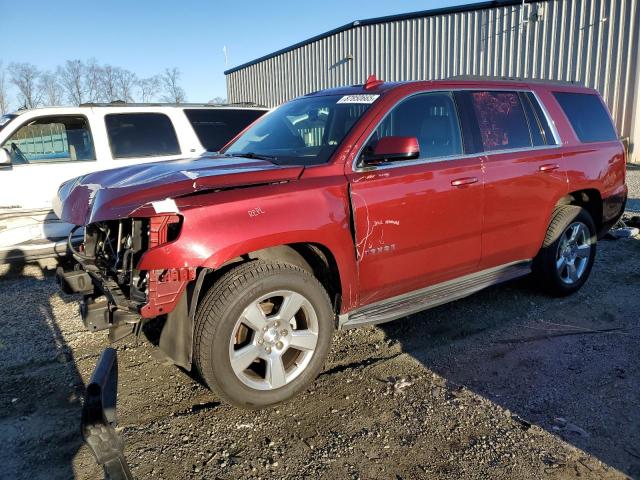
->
[224,95,375,166]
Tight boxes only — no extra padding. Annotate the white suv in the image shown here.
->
[0,103,268,263]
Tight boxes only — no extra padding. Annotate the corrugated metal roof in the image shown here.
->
[224,0,640,163]
[224,0,546,75]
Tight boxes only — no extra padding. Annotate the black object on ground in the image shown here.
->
[81,347,133,480]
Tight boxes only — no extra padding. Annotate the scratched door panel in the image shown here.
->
[348,155,483,306]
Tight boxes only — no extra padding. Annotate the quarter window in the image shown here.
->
[2,116,95,164]
[553,92,617,143]
[469,91,532,151]
[105,113,180,159]
[369,92,463,160]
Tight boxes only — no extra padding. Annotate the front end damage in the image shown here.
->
[53,155,306,369]
[57,214,197,362]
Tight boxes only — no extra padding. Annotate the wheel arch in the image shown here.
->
[154,242,345,371]
[555,188,603,232]
[203,242,343,314]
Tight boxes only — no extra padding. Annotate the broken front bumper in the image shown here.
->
[56,266,141,341]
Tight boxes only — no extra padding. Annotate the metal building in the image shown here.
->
[225,0,640,162]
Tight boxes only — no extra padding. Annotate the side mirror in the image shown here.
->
[0,147,11,167]
[362,136,420,165]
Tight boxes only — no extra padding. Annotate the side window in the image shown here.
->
[2,116,95,164]
[524,92,557,145]
[105,113,180,159]
[553,92,617,143]
[469,91,532,151]
[286,107,330,148]
[520,93,545,147]
[369,92,463,160]
[184,109,265,151]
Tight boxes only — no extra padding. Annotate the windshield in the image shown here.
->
[0,114,17,133]
[224,94,378,166]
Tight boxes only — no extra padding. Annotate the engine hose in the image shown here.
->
[68,225,95,260]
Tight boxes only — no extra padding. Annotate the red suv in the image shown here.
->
[56,77,627,408]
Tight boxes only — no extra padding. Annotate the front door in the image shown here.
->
[347,92,484,306]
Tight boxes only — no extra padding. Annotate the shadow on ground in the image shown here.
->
[0,251,85,480]
[379,237,640,477]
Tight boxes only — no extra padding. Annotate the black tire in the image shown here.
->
[193,260,334,409]
[532,205,597,296]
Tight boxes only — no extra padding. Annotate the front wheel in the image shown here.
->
[193,260,334,409]
[532,205,597,296]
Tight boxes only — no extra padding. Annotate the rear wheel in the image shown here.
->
[532,205,597,296]
[193,260,334,408]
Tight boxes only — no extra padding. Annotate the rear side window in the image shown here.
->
[105,113,180,159]
[469,91,532,151]
[184,109,265,151]
[553,92,617,143]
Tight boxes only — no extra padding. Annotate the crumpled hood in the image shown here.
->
[54,154,304,225]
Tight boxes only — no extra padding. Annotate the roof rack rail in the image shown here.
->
[78,101,268,108]
[226,101,268,108]
[447,75,584,86]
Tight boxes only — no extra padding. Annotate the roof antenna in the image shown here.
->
[364,74,384,90]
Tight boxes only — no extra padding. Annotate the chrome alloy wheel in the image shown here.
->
[228,290,319,390]
[556,221,592,285]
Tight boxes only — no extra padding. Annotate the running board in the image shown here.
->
[341,260,532,329]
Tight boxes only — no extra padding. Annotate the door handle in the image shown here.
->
[451,176,478,187]
[539,163,560,172]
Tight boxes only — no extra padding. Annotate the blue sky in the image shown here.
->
[2,0,474,103]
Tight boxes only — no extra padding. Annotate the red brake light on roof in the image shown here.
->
[364,74,384,90]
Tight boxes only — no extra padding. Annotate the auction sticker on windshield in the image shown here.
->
[337,94,380,104]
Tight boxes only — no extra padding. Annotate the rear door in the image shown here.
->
[458,90,568,269]
[347,91,484,305]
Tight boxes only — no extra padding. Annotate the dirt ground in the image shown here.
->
[1,166,639,480]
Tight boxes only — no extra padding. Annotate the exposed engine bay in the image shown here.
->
[58,215,192,342]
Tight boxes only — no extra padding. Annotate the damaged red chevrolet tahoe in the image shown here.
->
[56,77,627,408]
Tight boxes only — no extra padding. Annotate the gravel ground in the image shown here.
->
[1,167,639,480]
[627,164,640,213]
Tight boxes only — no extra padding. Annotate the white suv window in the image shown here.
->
[105,113,180,159]
[2,115,95,164]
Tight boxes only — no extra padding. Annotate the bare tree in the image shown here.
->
[40,71,64,106]
[138,75,161,102]
[8,62,42,109]
[161,67,186,103]
[0,62,9,114]
[115,68,137,103]
[208,96,227,104]
[100,64,119,102]
[84,58,103,103]
[58,59,85,105]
